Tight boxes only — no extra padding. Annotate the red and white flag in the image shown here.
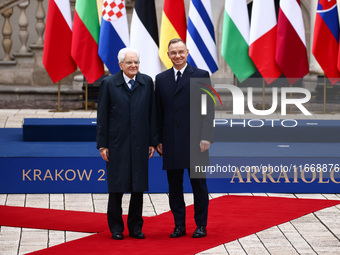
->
[43,0,77,83]
[275,0,309,84]
[249,0,281,84]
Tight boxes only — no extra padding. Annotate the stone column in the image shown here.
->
[29,0,51,86]
[1,7,15,63]
[13,0,34,69]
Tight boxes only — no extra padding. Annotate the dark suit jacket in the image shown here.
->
[155,64,214,170]
[96,71,158,192]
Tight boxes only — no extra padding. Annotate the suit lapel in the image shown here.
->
[175,64,193,95]
[163,68,176,94]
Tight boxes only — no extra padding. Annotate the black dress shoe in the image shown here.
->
[129,230,145,239]
[111,232,124,240]
[170,226,186,238]
[192,226,207,238]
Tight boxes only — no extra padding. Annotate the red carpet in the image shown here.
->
[0,205,107,233]
[1,195,339,254]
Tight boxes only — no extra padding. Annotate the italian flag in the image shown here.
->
[71,0,104,84]
[159,0,187,69]
[221,0,255,82]
[249,0,282,85]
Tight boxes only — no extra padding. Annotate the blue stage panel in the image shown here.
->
[206,157,340,193]
[0,157,170,193]
[214,119,340,142]
[1,128,340,193]
[23,118,340,143]
[23,118,97,141]
[1,155,340,193]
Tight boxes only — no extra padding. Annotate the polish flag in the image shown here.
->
[275,0,309,84]
[43,0,77,83]
[249,0,281,85]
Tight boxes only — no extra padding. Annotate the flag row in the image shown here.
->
[222,0,309,85]
[43,0,340,86]
[222,0,340,85]
[43,0,218,84]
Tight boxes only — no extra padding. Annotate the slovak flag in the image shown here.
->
[98,0,129,74]
[312,0,340,85]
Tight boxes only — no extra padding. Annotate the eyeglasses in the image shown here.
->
[124,61,140,66]
[169,50,187,57]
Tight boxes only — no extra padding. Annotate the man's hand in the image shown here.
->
[149,146,155,159]
[156,143,163,157]
[200,140,210,152]
[100,148,109,162]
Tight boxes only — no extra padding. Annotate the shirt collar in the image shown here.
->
[173,63,187,77]
[122,72,135,84]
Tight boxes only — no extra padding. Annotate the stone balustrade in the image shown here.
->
[0,0,78,88]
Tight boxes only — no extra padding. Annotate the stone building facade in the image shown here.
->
[0,0,329,100]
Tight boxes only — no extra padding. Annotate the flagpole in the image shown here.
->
[49,80,69,113]
[57,81,61,112]
[290,89,292,114]
[323,76,327,113]
[85,79,88,111]
[262,78,265,110]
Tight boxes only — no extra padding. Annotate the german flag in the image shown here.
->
[159,0,187,69]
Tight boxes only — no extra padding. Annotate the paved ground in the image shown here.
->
[0,109,340,255]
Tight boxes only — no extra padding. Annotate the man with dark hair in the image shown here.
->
[97,47,158,240]
[155,39,214,238]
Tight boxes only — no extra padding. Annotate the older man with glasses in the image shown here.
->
[97,47,158,240]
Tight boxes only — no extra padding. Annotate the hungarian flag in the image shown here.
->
[71,0,104,84]
[99,0,129,75]
[221,0,255,82]
[275,0,309,85]
[249,0,281,85]
[313,0,340,85]
[130,0,161,80]
[43,0,77,83]
[159,0,186,69]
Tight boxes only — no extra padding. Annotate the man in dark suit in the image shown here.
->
[155,39,214,238]
[97,48,158,240]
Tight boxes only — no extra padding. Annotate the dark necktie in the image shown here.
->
[176,71,181,86]
[129,79,134,90]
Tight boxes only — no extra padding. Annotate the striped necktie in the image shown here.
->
[129,79,134,90]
